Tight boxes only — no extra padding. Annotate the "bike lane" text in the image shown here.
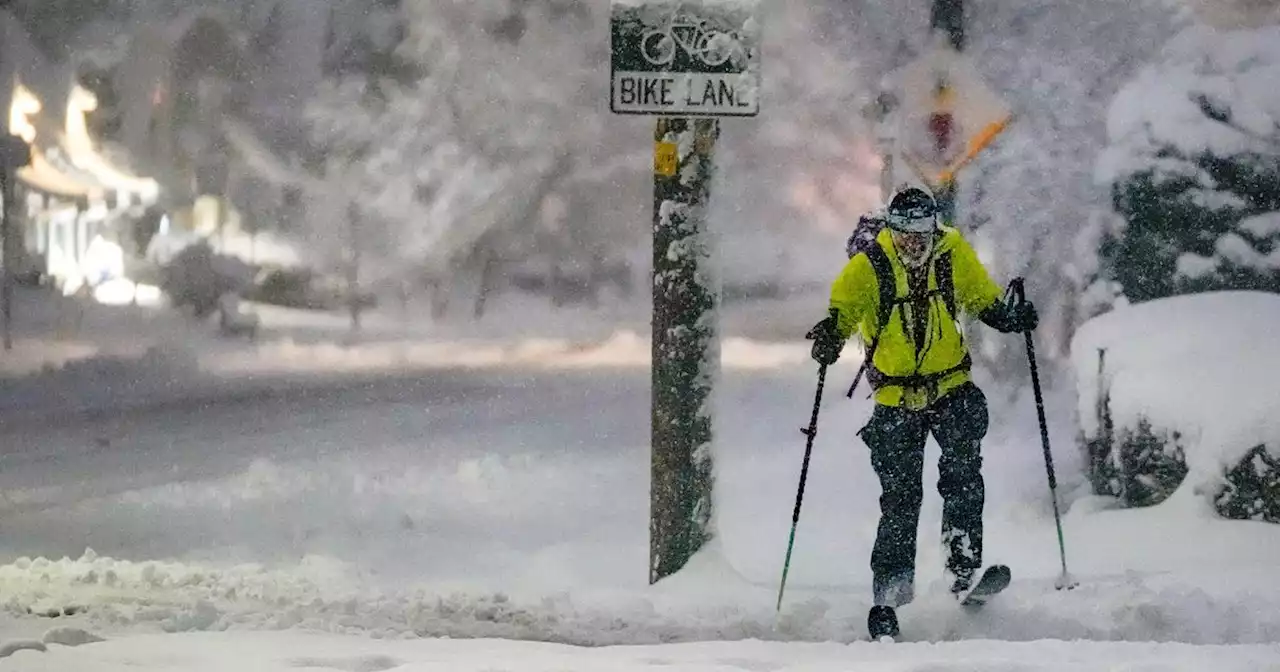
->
[612,72,757,116]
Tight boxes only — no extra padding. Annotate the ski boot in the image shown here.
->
[948,568,974,600]
[867,605,899,641]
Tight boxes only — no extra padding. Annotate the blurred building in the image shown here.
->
[2,9,160,292]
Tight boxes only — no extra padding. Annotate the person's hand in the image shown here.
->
[980,297,1039,333]
[1009,299,1039,332]
[807,313,843,365]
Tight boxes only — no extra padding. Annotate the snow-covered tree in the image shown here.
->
[949,0,1176,377]
[704,0,891,292]
[306,0,640,309]
[1093,22,1280,303]
[781,0,1176,376]
[305,0,935,304]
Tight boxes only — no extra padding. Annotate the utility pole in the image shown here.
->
[1,134,32,351]
[610,0,760,584]
[930,0,965,224]
[346,200,362,335]
[649,116,719,583]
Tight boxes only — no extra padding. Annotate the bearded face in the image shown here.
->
[891,230,938,269]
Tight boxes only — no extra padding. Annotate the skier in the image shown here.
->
[807,186,1038,640]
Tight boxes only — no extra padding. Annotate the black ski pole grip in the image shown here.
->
[1010,277,1026,303]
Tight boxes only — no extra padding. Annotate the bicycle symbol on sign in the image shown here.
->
[640,12,746,69]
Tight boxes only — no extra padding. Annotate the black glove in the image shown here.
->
[1010,300,1039,332]
[980,297,1039,333]
[807,311,844,365]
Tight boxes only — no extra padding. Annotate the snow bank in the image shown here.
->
[3,541,1280,647]
[209,332,814,376]
[1070,291,1280,497]
[0,347,215,418]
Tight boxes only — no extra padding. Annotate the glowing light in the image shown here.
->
[64,84,161,203]
[9,84,41,143]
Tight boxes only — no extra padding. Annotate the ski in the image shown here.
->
[958,564,1011,607]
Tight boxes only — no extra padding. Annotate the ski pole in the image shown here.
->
[847,324,883,399]
[845,343,875,399]
[1010,278,1077,590]
[845,361,866,398]
[777,361,827,612]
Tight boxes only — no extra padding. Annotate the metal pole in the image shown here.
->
[931,0,965,224]
[347,201,361,334]
[931,0,966,50]
[650,116,719,584]
[1,167,13,351]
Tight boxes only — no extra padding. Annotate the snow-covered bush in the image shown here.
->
[158,242,255,318]
[1094,23,1280,303]
[1089,413,1190,508]
[1216,445,1280,523]
[1071,292,1280,522]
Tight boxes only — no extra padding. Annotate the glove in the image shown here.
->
[980,298,1039,333]
[807,312,844,365]
[1010,300,1039,332]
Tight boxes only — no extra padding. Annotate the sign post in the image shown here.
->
[1,134,32,351]
[895,37,1010,224]
[611,0,760,584]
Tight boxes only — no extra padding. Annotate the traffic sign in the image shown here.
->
[610,1,760,117]
[895,39,1011,188]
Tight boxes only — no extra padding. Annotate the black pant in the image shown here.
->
[858,382,989,607]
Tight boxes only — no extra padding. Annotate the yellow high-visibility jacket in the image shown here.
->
[829,225,1003,410]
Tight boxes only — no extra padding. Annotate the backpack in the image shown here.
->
[845,213,886,259]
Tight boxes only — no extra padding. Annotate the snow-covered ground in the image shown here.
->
[4,632,1278,671]
[1,290,1279,669]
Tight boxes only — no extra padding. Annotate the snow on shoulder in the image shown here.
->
[1070,291,1280,498]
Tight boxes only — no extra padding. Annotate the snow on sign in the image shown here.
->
[610,0,760,117]
[896,39,1011,188]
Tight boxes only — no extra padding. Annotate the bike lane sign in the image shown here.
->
[610,0,760,117]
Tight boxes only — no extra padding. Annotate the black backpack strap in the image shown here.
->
[854,247,967,400]
[935,250,957,319]
[863,242,897,331]
[845,242,897,399]
[866,353,973,393]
